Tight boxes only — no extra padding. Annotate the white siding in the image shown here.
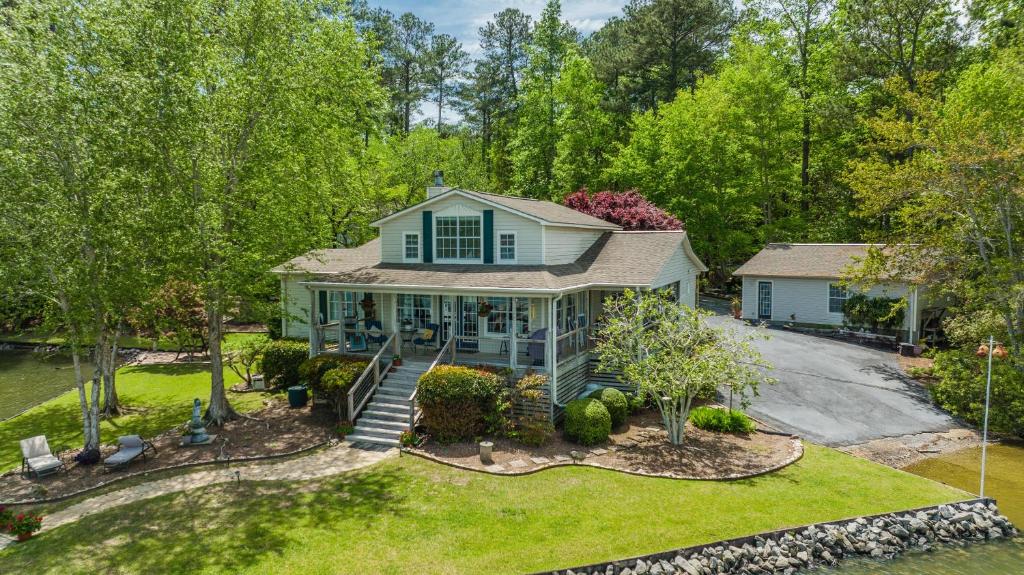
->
[543,227,604,264]
[652,244,699,308]
[280,276,312,340]
[378,195,544,264]
[740,275,913,330]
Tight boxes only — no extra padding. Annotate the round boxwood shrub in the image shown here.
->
[261,339,309,389]
[417,365,503,442]
[588,387,628,428]
[564,398,611,446]
[318,361,369,419]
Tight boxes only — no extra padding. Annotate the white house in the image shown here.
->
[733,243,934,344]
[271,177,706,445]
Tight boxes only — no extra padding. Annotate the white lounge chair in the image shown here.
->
[103,435,156,470]
[20,435,66,479]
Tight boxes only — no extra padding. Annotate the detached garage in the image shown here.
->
[733,243,937,345]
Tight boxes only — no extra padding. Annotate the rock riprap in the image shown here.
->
[548,500,1016,575]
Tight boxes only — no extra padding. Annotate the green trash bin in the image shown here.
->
[287,385,308,408]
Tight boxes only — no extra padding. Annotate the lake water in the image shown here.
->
[0,350,91,420]
[825,443,1024,574]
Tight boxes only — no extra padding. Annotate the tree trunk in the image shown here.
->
[74,346,102,454]
[101,325,121,416]
[205,303,238,425]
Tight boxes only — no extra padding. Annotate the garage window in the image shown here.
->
[828,283,849,313]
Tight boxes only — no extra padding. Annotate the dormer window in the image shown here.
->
[435,210,482,262]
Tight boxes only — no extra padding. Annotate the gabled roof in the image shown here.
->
[370,188,621,230]
[733,243,897,280]
[272,231,705,293]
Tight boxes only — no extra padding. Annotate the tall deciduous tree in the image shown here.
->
[0,0,158,443]
[846,48,1024,359]
[137,0,383,424]
[553,50,613,196]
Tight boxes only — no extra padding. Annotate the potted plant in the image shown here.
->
[392,355,402,367]
[399,430,418,448]
[730,297,742,319]
[7,513,42,541]
[477,300,493,317]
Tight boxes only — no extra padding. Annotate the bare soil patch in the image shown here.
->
[840,428,982,469]
[413,409,801,480]
[0,398,335,502]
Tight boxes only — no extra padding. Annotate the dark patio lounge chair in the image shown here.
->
[103,435,157,470]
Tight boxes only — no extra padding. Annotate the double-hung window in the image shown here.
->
[498,232,516,263]
[403,232,420,262]
[436,215,481,261]
[828,283,849,314]
[327,292,340,322]
[485,297,511,335]
[397,294,432,329]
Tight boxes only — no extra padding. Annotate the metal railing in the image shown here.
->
[409,336,454,432]
[347,334,396,421]
[556,326,593,365]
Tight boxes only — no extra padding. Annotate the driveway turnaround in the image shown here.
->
[704,300,958,446]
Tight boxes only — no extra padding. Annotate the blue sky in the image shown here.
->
[370,0,630,56]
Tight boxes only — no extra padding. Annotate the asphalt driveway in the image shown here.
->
[702,298,958,446]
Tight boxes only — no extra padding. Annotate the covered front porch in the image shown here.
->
[302,286,612,375]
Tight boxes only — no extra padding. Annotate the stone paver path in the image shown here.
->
[0,442,395,549]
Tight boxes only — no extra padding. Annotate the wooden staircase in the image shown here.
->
[347,360,431,447]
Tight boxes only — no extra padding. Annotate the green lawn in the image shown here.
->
[1,445,966,574]
[0,363,269,471]
[0,330,264,353]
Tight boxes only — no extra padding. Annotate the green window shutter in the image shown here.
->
[422,211,433,263]
[318,291,328,324]
[483,209,494,264]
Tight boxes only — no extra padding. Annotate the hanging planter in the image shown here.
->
[478,300,493,317]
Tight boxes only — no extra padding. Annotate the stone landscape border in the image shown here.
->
[405,433,804,481]
[0,439,333,506]
[532,497,1016,575]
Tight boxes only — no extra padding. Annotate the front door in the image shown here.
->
[458,296,479,351]
[757,281,772,320]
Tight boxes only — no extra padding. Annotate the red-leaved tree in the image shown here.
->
[564,189,683,231]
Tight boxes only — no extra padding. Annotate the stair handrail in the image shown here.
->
[348,334,396,421]
[408,336,454,432]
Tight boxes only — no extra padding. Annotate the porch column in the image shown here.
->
[334,292,342,352]
[308,288,318,358]
[548,296,558,420]
[510,297,518,370]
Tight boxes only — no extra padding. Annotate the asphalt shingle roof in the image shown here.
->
[732,243,889,279]
[272,231,699,292]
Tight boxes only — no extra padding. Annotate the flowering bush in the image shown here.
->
[7,513,43,537]
[564,189,683,231]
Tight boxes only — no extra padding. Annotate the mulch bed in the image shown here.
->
[0,398,336,502]
[412,409,802,480]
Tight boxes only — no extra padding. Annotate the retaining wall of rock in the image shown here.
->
[540,498,1016,575]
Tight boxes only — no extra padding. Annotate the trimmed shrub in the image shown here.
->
[299,354,366,390]
[564,398,611,446]
[517,417,555,447]
[261,339,309,388]
[589,387,628,428]
[625,392,646,414]
[418,365,503,442]
[688,406,755,433]
[317,361,369,419]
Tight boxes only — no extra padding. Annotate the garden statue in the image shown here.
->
[189,398,209,444]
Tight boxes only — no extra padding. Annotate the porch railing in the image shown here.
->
[347,334,396,421]
[409,336,454,432]
[556,326,594,365]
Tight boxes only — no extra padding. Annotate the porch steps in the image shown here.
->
[348,361,432,447]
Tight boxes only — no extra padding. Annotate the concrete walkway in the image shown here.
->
[0,442,396,548]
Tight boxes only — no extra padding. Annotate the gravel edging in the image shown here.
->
[0,439,333,506]
[403,435,803,481]
[534,498,1017,575]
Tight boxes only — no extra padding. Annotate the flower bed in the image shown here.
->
[411,408,802,480]
[0,398,334,502]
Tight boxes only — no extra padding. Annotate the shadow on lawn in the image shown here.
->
[4,465,409,573]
